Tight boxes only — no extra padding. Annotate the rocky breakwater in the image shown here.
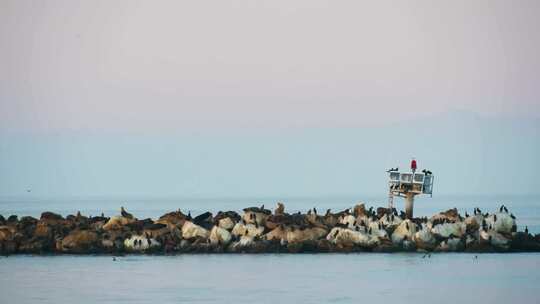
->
[1,203,539,255]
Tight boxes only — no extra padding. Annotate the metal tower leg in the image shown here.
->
[405,192,414,219]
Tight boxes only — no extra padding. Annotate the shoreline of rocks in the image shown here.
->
[2,202,540,255]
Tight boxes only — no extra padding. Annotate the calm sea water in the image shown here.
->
[1,195,539,303]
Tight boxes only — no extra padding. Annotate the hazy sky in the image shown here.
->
[0,1,539,198]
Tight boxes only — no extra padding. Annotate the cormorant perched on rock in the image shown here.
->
[325,209,331,216]
[510,213,516,219]
[525,226,529,235]
[499,205,504,212]
[493,214,497,222]
[313,208,317,215]
[503,206,508,213]
[465,211,469,217]
[260,204,264,210]
[120,207,133,219]
[187,211,192,220]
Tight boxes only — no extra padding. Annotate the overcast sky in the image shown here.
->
[0,1,539,198]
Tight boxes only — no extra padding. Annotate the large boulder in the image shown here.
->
[367,221,389,239]
[327,227,378,248]
[485,212,516,234]
[209,226,232,246]
[286,226,327,243]
[213,211,240,230]
[430,222,466,239]
[430,208,461,223]
[274,202,285,215]
[391,220,417,245]
[510,232,540,251]
[264,225,289,242]
[102,216,136,231]
[124,235,161,252]
[231,221,264,238]
[57,230,98,253]
[464,216,480,233]
[352,203,367,217]
[0,226,16,242]
[40,212,64,223]
[192,212,214,230]
[413,227,437,251]
[380,213,403,230]
[435,237,464,252]
[182,221,210,240]
[157,210,189,227]
[480,229,511,250]
[242,206,271,225]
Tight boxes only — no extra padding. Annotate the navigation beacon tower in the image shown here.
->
[387,160,434,219]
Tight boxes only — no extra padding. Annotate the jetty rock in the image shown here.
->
[0,204,538,255]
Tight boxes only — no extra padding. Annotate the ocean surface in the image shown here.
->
[1,195,539,303]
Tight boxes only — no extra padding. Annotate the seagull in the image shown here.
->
[120,207,133,219]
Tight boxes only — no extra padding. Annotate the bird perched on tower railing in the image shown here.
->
[421,169,432,175]
[386,167,399,173]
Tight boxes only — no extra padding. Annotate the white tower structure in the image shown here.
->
[387,167,434,219]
